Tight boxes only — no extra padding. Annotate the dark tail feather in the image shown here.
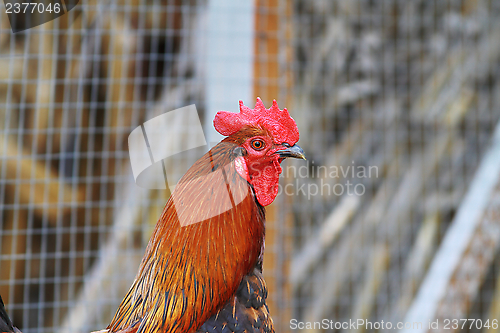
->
[0,295,20,333]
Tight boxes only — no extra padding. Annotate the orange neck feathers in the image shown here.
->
[108,130,266,333]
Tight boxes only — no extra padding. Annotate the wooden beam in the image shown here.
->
[253,0,292,331]
[403,120,500,333]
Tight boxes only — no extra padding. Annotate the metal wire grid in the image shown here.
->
[2,1,500,333]
[289,0,500,331]
[0,1,206,332]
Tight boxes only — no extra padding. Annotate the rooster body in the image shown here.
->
[108,135,268,333]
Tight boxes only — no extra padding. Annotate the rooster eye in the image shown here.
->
[251,139,265,150]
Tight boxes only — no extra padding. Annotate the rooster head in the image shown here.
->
[214,98,305,206]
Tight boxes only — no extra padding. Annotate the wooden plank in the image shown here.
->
[433,192,500,332]
[382,213,441,327]
[350,244,390,333]
[403,120,500,333]
[0,136,83,222]
[290,194,360,288]
[253,0,293,331]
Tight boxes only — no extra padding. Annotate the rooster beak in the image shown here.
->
[277,144,306,160]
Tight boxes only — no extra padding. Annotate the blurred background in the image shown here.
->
[1,0,500,332]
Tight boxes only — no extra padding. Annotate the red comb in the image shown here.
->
[213,98,299,145]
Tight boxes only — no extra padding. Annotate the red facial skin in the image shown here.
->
[235,133,288,206]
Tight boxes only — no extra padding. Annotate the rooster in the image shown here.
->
[107,98,304,333]
[0,98,304,333]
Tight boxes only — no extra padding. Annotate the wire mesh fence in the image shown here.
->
[1,0,500,333]
[289,0,500,331]
[0,1,205,332]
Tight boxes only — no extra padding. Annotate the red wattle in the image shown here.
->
[252,157,282,206]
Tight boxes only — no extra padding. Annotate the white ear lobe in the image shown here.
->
[234,156,250,182]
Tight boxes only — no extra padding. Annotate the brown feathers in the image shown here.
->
[107,128,269,333]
